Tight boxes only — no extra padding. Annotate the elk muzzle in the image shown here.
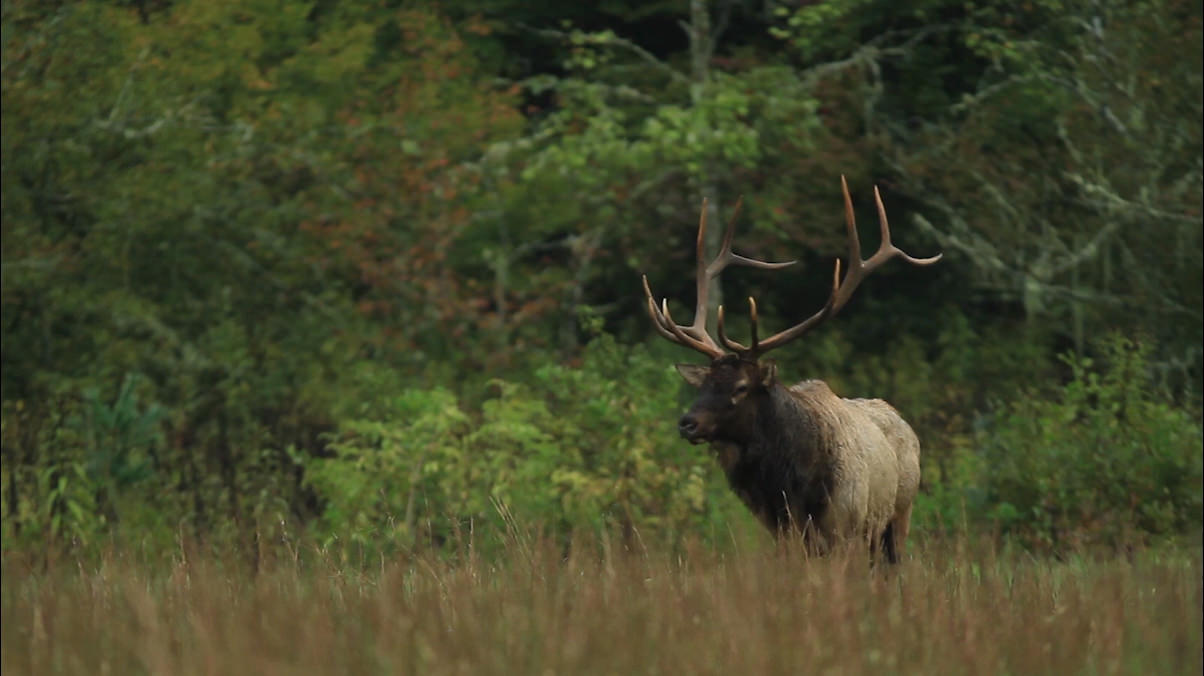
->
[678,411,712,444]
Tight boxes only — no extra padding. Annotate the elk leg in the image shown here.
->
[880,505,913,564]
[880,522,898,564]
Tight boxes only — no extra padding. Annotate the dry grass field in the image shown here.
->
[2,536,1200,675]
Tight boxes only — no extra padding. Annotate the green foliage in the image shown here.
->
[976,336,1203,551]
[77,375,163,491]
[882,0,1204,386]
[303,336,736,558]
[2,0,1200,561]
[2,0,522,553]
[305,388,470,553]
[73,374,164,526]
[1,373,165,548]
[522,336,725,541]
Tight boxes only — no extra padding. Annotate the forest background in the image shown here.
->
[2,0,1201,561]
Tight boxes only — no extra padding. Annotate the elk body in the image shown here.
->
[642,178,940,562]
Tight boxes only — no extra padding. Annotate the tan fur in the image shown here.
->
[784,380,920,557]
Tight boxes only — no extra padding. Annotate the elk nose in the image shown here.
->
[678,414,699,438]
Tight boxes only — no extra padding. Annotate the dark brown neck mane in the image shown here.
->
[713,382,838,535]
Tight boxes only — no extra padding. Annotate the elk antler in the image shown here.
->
[748,176,942,355]
[641,196,796,359]
[642,177,942,361]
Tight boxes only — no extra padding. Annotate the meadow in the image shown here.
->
[3,536,1200,675]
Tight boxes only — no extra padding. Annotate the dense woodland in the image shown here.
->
[2,0,1201,560]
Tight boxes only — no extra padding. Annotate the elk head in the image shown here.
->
[642,177,941,444]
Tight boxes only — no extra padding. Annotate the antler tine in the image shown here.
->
[747,296,759,352]
[841,175,862,269]
[827,178,942,313]
[662,298,725,358]
[642,281,681,342]
[716,303,750,353]
[701,196,797,354]
[694,196,795,335]
[872,186,943,267]
[643,180,939,361]
[706,195,798,279]
[718,295,765,354]
[642,196,795,360]
[642,275,724,358]
[753,177,940,355]
[752,259,842,354]
[643,275,693,342]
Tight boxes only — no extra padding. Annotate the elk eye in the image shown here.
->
[733,384,748,396]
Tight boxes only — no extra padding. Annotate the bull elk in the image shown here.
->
[641,177,941,562]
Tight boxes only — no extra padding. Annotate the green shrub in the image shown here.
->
[304,335,738,558]
[976,335,1203,551]
[304,387,471,556]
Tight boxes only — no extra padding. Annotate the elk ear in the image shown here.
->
[675,364,710,388]
[758,362,778,387]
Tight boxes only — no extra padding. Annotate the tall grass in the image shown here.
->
[2,536,1200,675]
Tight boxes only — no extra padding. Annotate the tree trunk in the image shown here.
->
[689,0,723,330]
